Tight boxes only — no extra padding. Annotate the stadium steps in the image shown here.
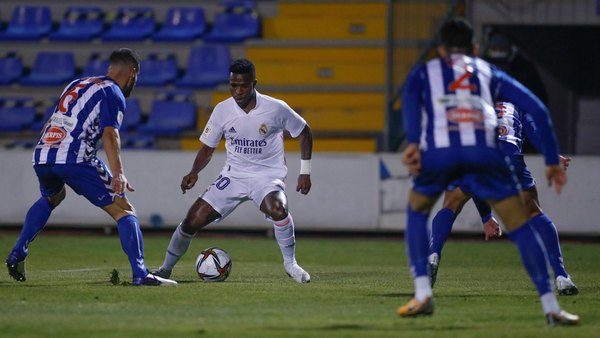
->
[180,135,377,153]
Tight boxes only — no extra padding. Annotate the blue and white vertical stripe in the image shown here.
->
[33,76,124,165]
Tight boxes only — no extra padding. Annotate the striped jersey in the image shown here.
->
[402,53,560,165]
[496,101,543,155]
[33,76,125,165]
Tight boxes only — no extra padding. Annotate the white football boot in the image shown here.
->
[284,262,310,283]
[556,275,579,296]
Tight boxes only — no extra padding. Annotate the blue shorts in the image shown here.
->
[34,160,118,207]
[506,153,536,190]
[413,146,520,201]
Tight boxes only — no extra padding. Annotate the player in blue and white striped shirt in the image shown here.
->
[6,49,176,287]
[396,18,578,326]
[427,102,578,296]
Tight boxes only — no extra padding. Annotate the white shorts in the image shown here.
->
[200,171,286,221]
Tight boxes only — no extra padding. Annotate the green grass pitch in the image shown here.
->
[0,232,598,337]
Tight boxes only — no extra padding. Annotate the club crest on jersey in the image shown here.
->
[498,126,508,136]
[446,107,484,123]
[42,126,67,144]
[258,123,268,135]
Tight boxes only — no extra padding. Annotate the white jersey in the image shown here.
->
[200,91,307,179]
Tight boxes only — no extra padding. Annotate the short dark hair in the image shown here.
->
[230,58,255,79]
[438,17,474,51]
[109,48,140,71]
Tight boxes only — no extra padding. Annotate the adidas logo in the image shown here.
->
[228,126,237,133]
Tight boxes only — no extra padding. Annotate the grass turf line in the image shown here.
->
[0,234,598,338]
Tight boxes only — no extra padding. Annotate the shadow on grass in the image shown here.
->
[265,322,472,332]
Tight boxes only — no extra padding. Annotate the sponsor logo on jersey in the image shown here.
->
[446,108,484,123]
[228,126,237,133]
[258,123,268,135]
[42,126,67,144]
[117,110,124,125]
[230,137,268,155]
[498,125,508,136]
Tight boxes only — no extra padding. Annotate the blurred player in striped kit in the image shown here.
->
[396,18,578,326]
[427,101,578,296]
[5,48,176,287]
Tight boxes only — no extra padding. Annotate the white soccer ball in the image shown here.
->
[195,247,232,282]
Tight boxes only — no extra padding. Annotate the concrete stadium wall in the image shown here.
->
[0,150,380,232]
[0,149,598,235]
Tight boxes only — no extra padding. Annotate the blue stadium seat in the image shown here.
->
[176,44,231,88]
[203,12,259,43]
[20,52,76,86]
[0,97,37,132]
[121,134,155,149]
[153,7,206,41]
[122,98,142,131]
[83,52,110,77]
[138,95,196,136]
[0,5,52,41]
[30,99,58,132]
[49,6,105,41]
[220,0,257,12]
[137,53,179,86]
[0,52,24,85]
[102,7,155,41]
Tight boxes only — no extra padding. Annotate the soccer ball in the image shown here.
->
[195,247,232,282]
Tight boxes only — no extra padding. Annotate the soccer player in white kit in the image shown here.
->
[153,59,313,283]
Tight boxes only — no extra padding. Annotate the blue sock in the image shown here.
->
[530,213,568,278]
[507,223,553,296]
[116,215,148,279]
[10,197,53,260]
[429,208,456,258]
[406,206,430,278]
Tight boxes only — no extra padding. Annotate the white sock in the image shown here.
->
[540,292,560,314]
[161,224,194,271]
[414,276,433,301]
[273,213,296,265]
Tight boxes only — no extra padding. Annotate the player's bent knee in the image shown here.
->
[48,187,66,208]
[183,199,219,232]
[102,197,136,221]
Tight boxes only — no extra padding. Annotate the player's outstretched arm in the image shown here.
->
[181,145,215,194]
[546,165,567,194]
[401,143,421,176]
[559,155,571,171]
[103,126,134,194]
[483,217,502,240]
[296,125,312,195]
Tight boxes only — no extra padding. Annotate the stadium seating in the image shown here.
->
[20,51,76,86]
[176,44,231,88]
[220,0,257,12]
[0,97,37,132]
[102,7,155,41]
[0,5,52,40]
[122,98,142,131]
[203,12,260,43]
[49,6,105,41]
[30,101,56,132]
[152,7,206,41]
[121,134,155,149]
[0,52,23,85]
[136,53,179,86]
[138,92,197,135]
[82,52,110,77]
